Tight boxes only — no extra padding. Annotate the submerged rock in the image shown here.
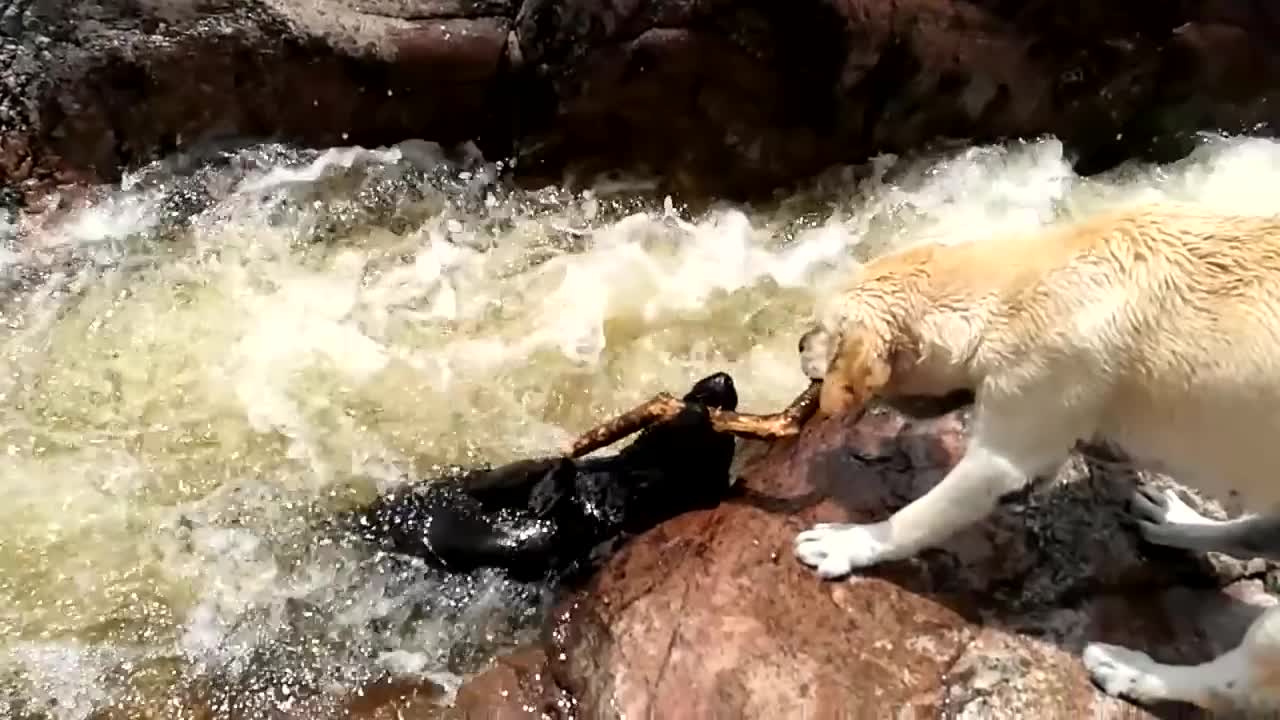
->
[4,0,1280,199]
[445,648,572,719]
[519,407,1276,718]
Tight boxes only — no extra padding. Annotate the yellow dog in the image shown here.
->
[795,204,1280,714]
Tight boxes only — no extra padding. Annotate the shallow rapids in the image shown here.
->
[4,133,1280,718]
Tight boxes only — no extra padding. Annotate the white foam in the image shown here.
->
[236,145,407,194]
[54,192,163,249]
[4,642,119,720]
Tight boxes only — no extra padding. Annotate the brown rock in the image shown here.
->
[545,407,1276,718]
[0,0,513,192]
[446,648,573,720]
[509,0,1280,195]
[6,0,1280,199]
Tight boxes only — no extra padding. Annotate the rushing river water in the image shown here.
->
[4,133,1280,718]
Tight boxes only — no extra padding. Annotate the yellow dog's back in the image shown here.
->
[822,202,1280,507]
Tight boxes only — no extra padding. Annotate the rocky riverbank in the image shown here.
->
[4,0,1280,200]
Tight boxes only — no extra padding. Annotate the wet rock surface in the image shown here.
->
[5,0,1280,199]
[0,0,512,194]
[530,408,1277,719]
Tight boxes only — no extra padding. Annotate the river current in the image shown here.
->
[3,134,1280,718]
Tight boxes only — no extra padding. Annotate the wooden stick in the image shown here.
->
[708,380,821,438]
[566,381,822,458]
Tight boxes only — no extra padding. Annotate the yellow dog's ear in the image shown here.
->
[816,328,892,420]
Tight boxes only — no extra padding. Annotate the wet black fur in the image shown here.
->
[341,372,740,582]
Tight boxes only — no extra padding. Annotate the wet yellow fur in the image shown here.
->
[794,203,1280,713]
[810,204,1280,509]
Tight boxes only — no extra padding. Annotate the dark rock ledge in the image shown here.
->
[4,0,1280,200]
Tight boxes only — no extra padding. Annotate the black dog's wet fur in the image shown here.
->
[341,372,740,582]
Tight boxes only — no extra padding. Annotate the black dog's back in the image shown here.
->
[343,458,582,580]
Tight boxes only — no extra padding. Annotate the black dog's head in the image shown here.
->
[681,371,739,412]
[608,371,741,498]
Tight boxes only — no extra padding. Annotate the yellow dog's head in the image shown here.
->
[799,321,893,421]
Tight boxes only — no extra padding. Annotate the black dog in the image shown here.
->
[343,372,740,581]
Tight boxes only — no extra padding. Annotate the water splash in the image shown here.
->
[4,132,1280,717]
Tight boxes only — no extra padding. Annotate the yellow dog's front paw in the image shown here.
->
[793,522,890,579]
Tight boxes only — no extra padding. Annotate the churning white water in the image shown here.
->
[4,133,1280,718]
